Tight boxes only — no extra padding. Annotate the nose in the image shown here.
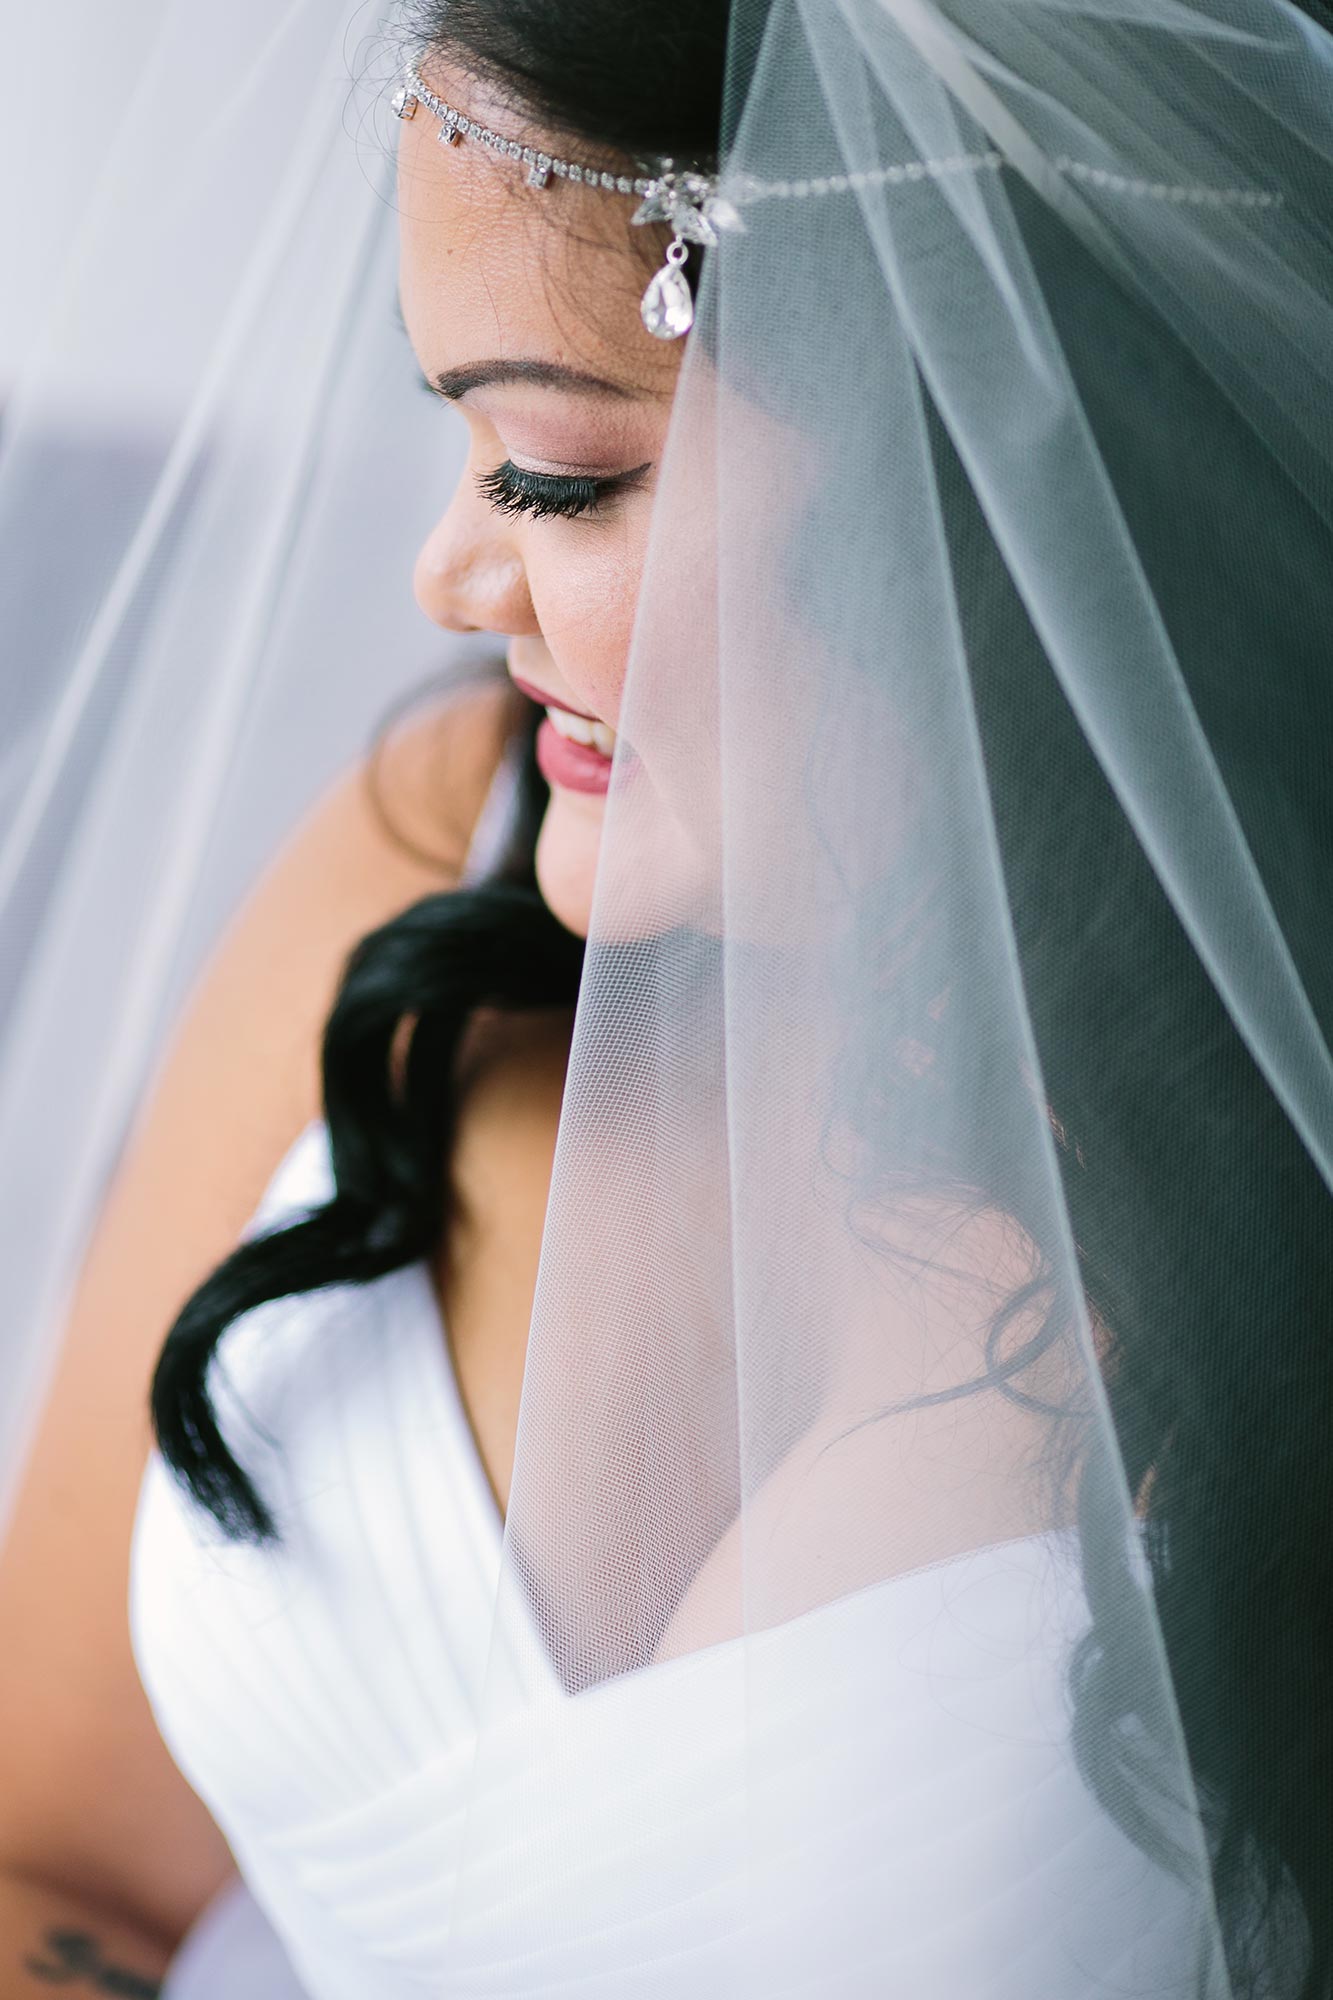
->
[413,474,537,637]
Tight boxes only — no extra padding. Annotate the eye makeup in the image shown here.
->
[476,459,652,522]
[409,351,654,522]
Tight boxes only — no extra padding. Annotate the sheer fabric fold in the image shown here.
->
[4,0,1332,1990]
[0,0,475,1523]
[452,0,1333,1987]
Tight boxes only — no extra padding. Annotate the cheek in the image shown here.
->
[524,510,652,728]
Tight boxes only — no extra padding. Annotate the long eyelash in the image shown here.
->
[477,460,646,523]
[478,463,600,520]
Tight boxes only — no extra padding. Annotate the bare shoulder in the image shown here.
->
[0,668,524,1944]
[163,670,527,1170]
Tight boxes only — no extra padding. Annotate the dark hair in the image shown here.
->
[152,2,1333,1992]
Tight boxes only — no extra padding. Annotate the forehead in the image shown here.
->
[395,66,681,397]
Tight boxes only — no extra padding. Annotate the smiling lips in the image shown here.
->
[535,719,614,794]
[509,672,618,795]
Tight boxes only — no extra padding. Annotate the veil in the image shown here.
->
[442,0,1333,1987]
[4,0,1333,1992]
[0,0,484,1522]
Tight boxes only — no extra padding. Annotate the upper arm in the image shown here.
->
[0,674,521,1944]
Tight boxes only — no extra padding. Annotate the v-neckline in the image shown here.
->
[394,1233,1070,1715]
[401,1254,509,1551]
[396,1253,582,1705]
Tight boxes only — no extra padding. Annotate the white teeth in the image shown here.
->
[545,705,594,746]
[545,705,616,758]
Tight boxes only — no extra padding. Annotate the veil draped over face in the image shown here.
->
[4,0,1333,1992]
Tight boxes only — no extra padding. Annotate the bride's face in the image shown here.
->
[396,66,685,936]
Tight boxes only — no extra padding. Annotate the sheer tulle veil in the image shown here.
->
[3,0,1333,1989]
[0,0,481,1509]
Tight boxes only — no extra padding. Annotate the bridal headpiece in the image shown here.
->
[395,58,1280,344]
[394,63,741,339]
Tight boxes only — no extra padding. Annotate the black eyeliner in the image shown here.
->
[476,460,651,522]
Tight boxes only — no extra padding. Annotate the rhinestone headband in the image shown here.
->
[394,62,1281,343]
[394,64,738,340]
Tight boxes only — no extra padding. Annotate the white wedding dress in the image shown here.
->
[130,1116,1210,1998]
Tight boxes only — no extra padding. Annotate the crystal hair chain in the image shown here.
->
[394,63,1281,342]
[395,64,735,338]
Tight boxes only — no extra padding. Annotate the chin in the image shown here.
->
[534,790,605,939]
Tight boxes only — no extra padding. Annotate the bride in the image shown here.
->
[2,0,1332,1992]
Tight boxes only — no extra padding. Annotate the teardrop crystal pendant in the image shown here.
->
[640,242,694,340]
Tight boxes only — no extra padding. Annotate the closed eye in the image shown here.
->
[476,459,652,522]
[407,358,652,523]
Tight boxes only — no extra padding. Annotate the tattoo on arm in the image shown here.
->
[23,1929,161,1997]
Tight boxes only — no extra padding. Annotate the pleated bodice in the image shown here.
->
[132,1124,1204,1998]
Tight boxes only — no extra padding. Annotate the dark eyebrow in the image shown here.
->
[391,296,645,403]
[430,358,640,401]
